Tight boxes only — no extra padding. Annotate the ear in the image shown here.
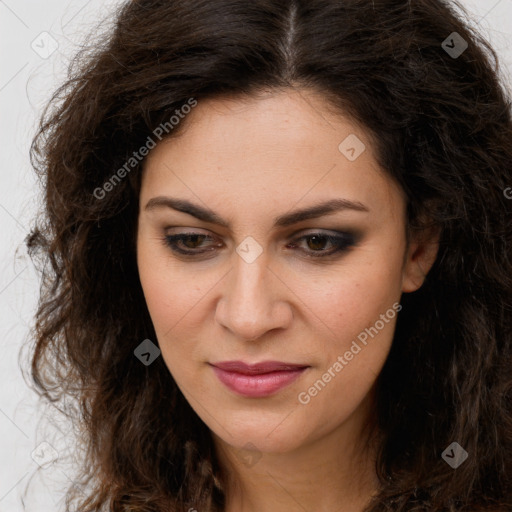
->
[401,226,440,293]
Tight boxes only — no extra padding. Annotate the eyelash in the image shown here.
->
[161,231,356,259]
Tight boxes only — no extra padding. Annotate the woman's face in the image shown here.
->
[136,88,437,456]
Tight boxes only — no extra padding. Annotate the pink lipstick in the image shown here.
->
[210,361,309,398]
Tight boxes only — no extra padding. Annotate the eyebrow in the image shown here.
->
[144,196,369,228]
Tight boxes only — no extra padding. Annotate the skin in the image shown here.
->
[136,88,439,512]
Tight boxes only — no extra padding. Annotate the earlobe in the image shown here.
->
[401,227,441,293]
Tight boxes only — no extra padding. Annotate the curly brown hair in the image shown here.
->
[26,0,512,510]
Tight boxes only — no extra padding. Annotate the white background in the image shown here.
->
[1,1,511,511]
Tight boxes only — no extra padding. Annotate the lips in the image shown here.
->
[210,360,309,397]
[211,360,308,374]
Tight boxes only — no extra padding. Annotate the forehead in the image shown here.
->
[140,89,405,224]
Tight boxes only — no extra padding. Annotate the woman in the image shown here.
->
[26,0,512,510]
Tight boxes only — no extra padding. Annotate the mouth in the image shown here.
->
[209,360,310,398]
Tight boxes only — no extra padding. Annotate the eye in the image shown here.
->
[161,231,357,258]
[287,232,356,258]
[162,232,220,255]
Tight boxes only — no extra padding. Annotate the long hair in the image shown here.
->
[26,0,512,510]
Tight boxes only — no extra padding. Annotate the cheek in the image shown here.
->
[137,236,201,329]
[295,280,398,384]
[297,256,403,342]
[137,264,199,385]
[136,240,220,383]
[293,269,401,437]
[292,253,404,414]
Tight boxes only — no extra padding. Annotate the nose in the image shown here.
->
[215,251,293,342]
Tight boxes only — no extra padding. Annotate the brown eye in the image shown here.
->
[163,233,219,254]
[288,232,356,258]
